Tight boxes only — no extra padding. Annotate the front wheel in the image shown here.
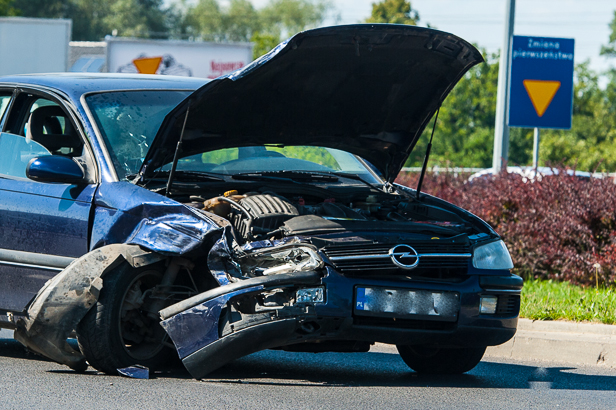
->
[76,262,175,374]
[396,345,486,374]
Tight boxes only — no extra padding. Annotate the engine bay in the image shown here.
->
[180,185,471,242]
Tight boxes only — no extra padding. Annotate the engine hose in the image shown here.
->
[216,196,253,221]
[215,196,255,239]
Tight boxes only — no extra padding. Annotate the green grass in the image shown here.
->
[521,280,616,324]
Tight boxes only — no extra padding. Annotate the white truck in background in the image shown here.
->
[0,16,253,80]
[0,17,71,76]
[105,37,253,79]
[71,37,254,79]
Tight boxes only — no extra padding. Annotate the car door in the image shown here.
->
[0,89,97,312]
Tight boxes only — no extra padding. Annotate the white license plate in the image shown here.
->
[355,287,460,321]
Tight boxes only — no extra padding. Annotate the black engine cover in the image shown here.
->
[232,194,299,238]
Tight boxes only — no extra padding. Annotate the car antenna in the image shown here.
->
[415,107,440,200]
[165,101,191,197]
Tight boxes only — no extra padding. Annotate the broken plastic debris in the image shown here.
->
[117,364,149,379]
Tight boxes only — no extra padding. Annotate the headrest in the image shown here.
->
[27,105,82,151]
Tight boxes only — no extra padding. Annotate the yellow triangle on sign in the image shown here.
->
[523,80,561,117]
[133,56,163,74]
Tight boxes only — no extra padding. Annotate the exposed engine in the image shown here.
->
[230,194,299,238]
[188,188,469,242]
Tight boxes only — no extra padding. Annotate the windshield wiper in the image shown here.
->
[232,171,339,182]
[326,171,388,193]
[232,170,390,194]
[137,170,225,183]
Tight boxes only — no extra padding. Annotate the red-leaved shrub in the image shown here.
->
[395,169,616,286]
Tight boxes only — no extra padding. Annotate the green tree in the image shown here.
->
[365,0,419,25]
[403,9,616,172]
[0,0,19,16]
[12,0,68,17]
[186,0,330,57]
[405,56,616,172]
[185,0,224,41]
[104,0,167,39]
[538,63,616,172]
[225,0,262,42]
[12,0,170,40]
[600,10,616,57]
[13,0,107,40]
[526,11,616,172]
[250,32,280,59]
[70,0,115,41]
[259,0,330,39]
[186,0,263,42]
[406,51,503,168]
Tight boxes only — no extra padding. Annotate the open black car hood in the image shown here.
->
[141,24,483,182]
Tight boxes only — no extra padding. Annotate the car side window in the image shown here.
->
[0,132,51,178]
[0,94,11,122]
[23,98,84,157]
[0,95,89,181]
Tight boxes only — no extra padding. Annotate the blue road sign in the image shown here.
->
[508,35,575,129]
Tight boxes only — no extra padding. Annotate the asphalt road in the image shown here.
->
[1,329,615,410]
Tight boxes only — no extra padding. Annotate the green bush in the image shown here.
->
[396,169,616,286]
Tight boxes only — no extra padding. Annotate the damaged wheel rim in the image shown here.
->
[118,269,168,361]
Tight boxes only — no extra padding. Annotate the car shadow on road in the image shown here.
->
[0,337,55,363]
[201,350,616,391]
[3,337,615,390]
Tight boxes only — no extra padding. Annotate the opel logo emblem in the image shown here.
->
[389,244,419,270]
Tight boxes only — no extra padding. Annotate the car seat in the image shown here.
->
[26,106,82,156]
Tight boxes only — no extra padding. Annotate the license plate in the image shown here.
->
[354,286,460,321]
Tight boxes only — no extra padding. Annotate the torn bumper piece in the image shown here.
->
[160,270,321,379]
[117,364,150,379]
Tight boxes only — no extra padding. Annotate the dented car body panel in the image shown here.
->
[90,182,220,254]
[0,25,521,378]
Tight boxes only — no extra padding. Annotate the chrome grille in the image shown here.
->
[324,242,470,257]
[322,242,471,277]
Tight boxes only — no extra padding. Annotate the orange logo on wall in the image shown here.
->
[132,56,163,74]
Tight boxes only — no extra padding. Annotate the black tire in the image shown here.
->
[76,262,176,374]
[396,345,486,374]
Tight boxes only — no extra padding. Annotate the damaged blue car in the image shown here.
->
[0,24,521,378]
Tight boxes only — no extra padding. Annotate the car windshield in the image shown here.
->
[158,145,384,184]
[85,90,191,180]
[85,91,382,185]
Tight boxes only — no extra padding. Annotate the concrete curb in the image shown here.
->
[483,319,616,368]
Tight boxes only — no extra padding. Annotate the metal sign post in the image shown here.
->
[492,0,516,174]
[532,127,540,172]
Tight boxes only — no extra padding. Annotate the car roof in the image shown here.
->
[0,73,209,100]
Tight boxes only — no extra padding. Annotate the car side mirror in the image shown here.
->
[26,155,85,184]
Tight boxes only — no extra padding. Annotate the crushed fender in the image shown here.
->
[14,244,164,372]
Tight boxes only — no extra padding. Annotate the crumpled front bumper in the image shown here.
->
[160,268,522,379]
